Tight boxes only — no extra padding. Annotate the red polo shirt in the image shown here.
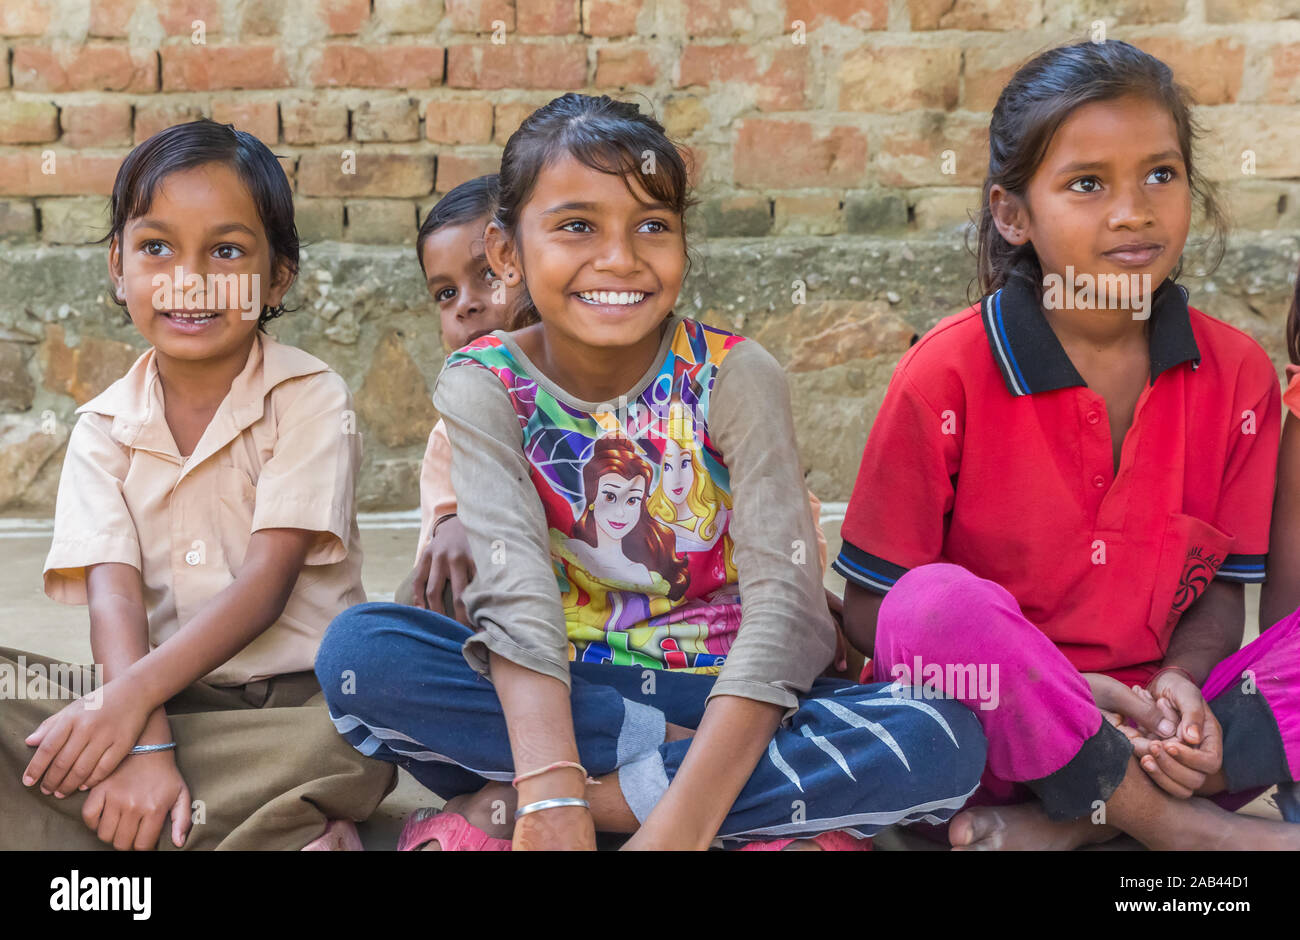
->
[834,274,1281,685]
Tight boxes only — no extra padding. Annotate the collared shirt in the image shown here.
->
[834,275,1280,684]
[43,332,366,687]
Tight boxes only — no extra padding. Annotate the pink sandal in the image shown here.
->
[736,830,872,851]
[396,807,512,851]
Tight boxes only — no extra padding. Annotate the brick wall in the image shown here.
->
[1,0,1299,513]
[2,0,1300,245]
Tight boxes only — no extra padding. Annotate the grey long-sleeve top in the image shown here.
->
[431,314,837,717]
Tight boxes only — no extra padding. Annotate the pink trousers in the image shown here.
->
[872,563,1300,820]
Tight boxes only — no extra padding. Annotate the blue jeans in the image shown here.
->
[315,602,988,841]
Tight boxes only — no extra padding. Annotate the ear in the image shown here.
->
[107,235,125,301]
[483,221,521,287]
[988,184,1031,246]
[265,256,296,308]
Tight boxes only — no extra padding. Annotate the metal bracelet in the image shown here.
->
[129,742,177,755]
[513,797,590,820]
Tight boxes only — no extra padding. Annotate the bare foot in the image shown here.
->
[420,782,516,851]
[301,818,364,851]
[949,803,1117,851]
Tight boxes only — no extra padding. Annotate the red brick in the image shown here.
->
[158,0,223,36]
[445,0,515,31]
[733,119,867,188]
[785,0,887,29]
[494,101,542,143]
[0,151,124,196]
[596,47,657,86]
[426,99,495,144]
[583,0,641,36]
[437,152,504,193]
[211,99,279,144]
[685,0,752,36]
[962,42,1026,112]
[134,101,206,142]
[447,43,586,89]
[60,99,134,148]
[676,44,808,110]
[1134,36,1244,106]
[838,45,960,112]
[317,0,370,34]
[1266,42,1300,104]
[14,44,158,93]
[0,1,51,36]
[161,44,290,90]
[872,113,987,187]
[909,0,1042,30]
[0,100,58,143]
[298,151,433,197]
[88,0,136,37]
[281,97,349,144]
[311,44,445,88]
[517,0,580,34]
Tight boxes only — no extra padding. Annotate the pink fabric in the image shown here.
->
[1203,606,1300,783]
[874,563,1105,786]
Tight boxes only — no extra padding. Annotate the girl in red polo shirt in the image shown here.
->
[838,39,1300,850]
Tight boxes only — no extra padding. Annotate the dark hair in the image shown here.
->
[493,93,697,330]
[415,174,499,276]
[1288,279,1300,365]
[105,118,299,331]
[975,39,1228,299]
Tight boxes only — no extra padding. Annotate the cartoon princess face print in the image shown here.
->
[660,439,695,515]
[564,471,654,585]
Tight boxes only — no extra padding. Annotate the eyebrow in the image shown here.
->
[1054,150,1185,175]
[132,218,259,238]
[539,200,672,217]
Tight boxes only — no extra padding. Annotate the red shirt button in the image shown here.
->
[1087,411,1101,424]
[1093,474,1105,488]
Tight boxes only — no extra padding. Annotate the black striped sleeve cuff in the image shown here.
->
[830,541,910,595]
[1216,553,1267,584]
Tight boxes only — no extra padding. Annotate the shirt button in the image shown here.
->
[1092,474,1106,488]
[185,550,202,566]
[1086,411,1101,424]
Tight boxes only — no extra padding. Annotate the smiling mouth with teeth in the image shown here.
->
[576,290,648,306]
[161,310,220,322]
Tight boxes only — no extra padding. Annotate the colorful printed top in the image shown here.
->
[432,313,835,713]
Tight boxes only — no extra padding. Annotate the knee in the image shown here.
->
[314,602,464,714]
[926,696,989,794]
[878,563,992,647]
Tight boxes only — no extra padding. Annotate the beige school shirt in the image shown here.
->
[43,332,366,687]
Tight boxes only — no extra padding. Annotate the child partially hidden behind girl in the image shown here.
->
[318,94,987,850]
[0,121,395,850]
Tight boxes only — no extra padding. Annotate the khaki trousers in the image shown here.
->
[0,647,396,850]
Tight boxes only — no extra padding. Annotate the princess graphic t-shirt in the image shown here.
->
[445,317,744,673]
[432,312,836,712]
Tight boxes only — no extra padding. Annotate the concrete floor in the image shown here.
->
[0,507,1282,849]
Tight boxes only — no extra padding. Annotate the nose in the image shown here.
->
[455,285,487,320]
[1108,181,1155,231]
[592,228,638,275]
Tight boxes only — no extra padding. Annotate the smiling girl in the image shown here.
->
[836,41,1300,850]
[316,93,986,851]
[0,120,395,850]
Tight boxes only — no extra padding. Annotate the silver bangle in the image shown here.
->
[514,797,590,820]
[129,742,176,755]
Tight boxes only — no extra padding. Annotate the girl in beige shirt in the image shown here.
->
[2,120,394,851]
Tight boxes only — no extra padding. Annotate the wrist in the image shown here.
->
[1147,665,1198,693]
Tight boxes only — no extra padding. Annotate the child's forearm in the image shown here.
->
[490,652,585,795]
[118,528,314,710]
[638,694,783,849]
[1163,579,1244,684]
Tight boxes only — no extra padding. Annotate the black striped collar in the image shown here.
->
[980,274,1201,398]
